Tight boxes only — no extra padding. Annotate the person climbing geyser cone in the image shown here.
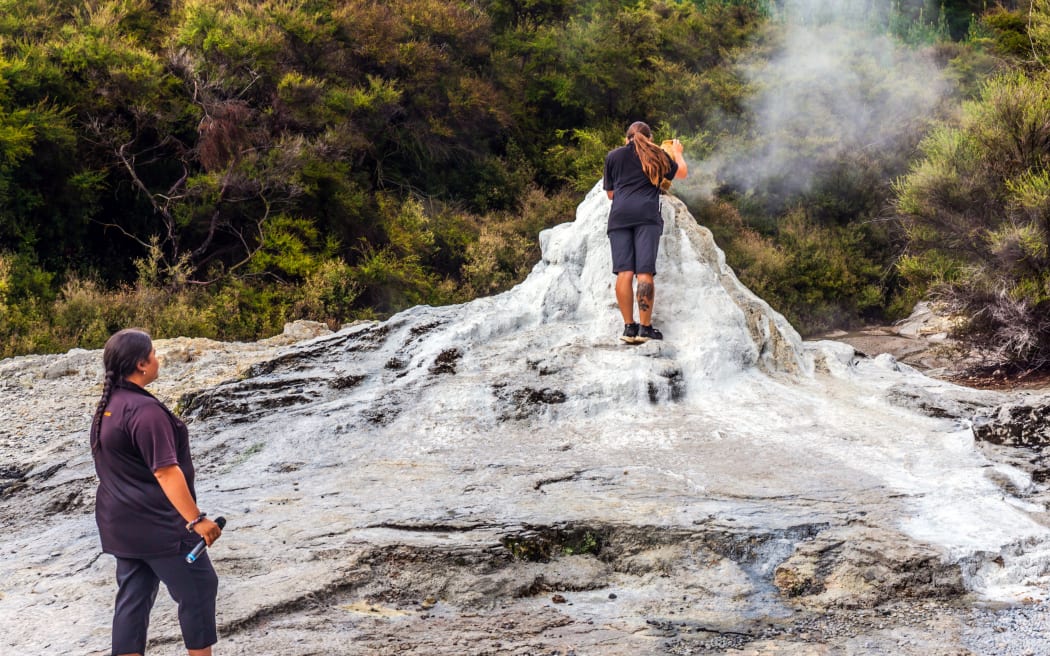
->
[602,121,688,343]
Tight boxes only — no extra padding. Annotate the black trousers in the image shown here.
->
[111,545,218,654]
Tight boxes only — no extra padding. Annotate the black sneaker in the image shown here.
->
[619,322,640,344]
[636,324,663,342]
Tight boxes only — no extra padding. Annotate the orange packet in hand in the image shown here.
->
[660,140,677,191]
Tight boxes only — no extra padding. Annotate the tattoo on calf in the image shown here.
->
[637,282,654,312]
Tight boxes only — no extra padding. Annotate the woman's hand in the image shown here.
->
[193,517,223,546]
[671,138,684,154]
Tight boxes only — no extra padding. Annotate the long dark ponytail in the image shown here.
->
[626,121,671,188]
[90,329,153,453]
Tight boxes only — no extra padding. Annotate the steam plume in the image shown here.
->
[691,0,947,204]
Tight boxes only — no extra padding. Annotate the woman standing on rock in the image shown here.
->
[90,328,222,656]
[603,121,688,343]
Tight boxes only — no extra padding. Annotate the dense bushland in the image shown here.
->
[0,0,1038,365]
[0,0,769,356]
[896,69,1050,369]
[893,2,1050,370]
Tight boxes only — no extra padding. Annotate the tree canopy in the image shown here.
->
[1,0,1046,373]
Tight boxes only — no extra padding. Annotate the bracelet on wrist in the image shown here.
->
[186,512,207,532]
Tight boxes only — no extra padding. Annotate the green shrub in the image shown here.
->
[207,278,292,339]
[977,7,1032,60]
[701,202,892,335]
[895,69,1050,368]
[44,277,217,349]
[460,185,575,298]
[0,252,60,356]
[141,288,217,341]
[293,258,360,327]
[544,123,623,191]
[349,243,440,314]
[461,223,535,297]
[50,277,115,347]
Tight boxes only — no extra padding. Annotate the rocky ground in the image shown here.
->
[821,302,1050,393]
[3,317,1048,656]
[809,308,1050,656]
[5,189,1050,656]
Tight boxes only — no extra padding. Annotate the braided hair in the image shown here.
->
[625,121,672,188]
[90,329,153,453]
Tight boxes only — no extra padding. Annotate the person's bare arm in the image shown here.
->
[154,464,222,545]
[607,190,615,200]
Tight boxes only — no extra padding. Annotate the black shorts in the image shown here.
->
[609,223,663,275]
[111,541,219,654]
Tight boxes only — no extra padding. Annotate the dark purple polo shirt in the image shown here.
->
[92,382,197,558]
[603,141,678,231]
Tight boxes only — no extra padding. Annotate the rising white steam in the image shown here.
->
[695,0,947,201]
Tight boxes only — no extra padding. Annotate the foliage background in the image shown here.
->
[0,0,1045,369]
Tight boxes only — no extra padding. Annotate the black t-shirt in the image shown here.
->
[603,141,678,232]
[92,382,197,558]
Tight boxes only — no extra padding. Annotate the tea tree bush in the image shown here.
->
[896,70,1050,368]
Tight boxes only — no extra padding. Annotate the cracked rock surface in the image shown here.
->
[4,184,1050,655]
